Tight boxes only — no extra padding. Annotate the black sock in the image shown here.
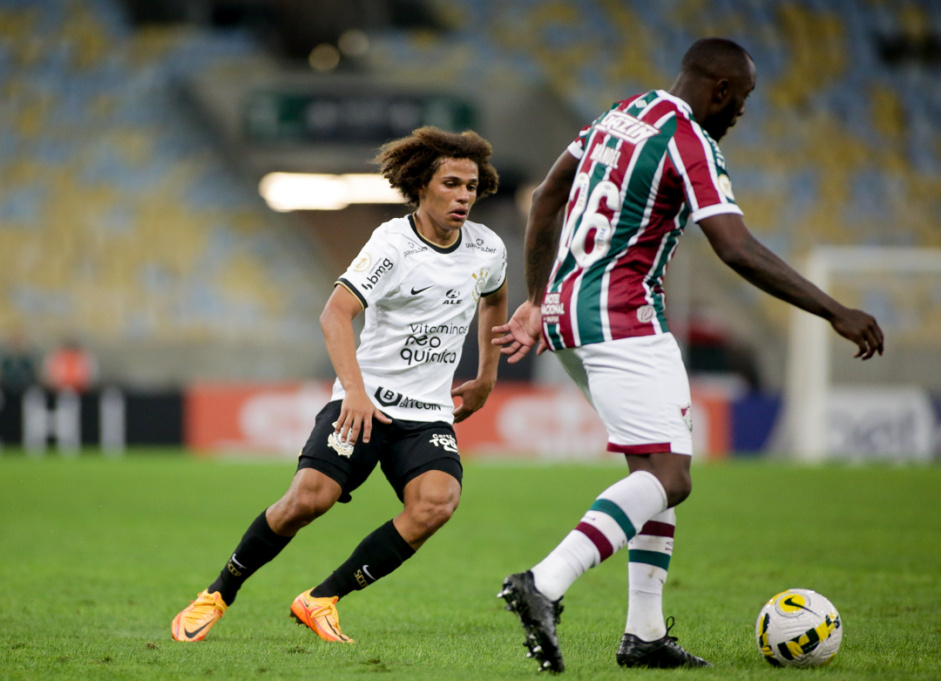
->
[310,519,416,599]
[208,510,292,605]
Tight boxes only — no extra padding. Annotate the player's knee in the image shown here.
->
[422,496,458,531]
[639,453,693,508]
[664,472,692,507]
[270,488,335,533]
[408,494,459,538]
[286,494,326,524]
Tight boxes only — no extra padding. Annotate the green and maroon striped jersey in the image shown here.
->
[542,90,742,350]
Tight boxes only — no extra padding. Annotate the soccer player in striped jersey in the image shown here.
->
[495,38,883,672]
[172,127,508,645]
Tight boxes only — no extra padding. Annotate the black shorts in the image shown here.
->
[298,400,463,503]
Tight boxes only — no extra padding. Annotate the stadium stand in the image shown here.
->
[0,0,331,384]
[2,0,938,388]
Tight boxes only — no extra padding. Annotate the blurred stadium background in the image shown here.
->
[1,0,939,461]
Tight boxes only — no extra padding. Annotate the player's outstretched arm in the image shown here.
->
[493,150,578,364]
[698,213,885,359]
[453,282,508,422]
[320,285,392,444]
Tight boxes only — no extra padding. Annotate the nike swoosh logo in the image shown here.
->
[362,564,375,581]
[782,596,812,612]
[183,620,214,639]
[411,285,433,295]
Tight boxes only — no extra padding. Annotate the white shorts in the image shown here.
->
[555,333,693,456]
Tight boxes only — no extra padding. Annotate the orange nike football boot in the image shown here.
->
[290,591,354,643]
[171,590,228,642]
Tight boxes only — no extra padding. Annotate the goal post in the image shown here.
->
[779,246,941,462]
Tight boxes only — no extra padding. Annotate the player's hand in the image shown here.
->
[830,307,885,360]
[492,301,547,364]
[336,389,392,444]
[451,378,495,423]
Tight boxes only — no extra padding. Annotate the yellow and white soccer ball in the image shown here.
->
[755,588,843,667]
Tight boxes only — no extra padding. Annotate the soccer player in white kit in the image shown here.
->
[172,127,508,644]
[495,38,883,672]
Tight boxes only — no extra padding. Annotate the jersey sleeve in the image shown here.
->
[481,239,508,296]
[336,229,402,309]
[669,119,743,224]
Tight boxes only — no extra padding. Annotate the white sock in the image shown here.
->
[531,471,667,601]
[625,507,676,641]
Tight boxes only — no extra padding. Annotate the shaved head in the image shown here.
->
[681,37,753,82]
[671,37,756,140]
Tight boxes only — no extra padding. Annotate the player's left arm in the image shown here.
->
[698,212,885,359]
[452,280,508,423]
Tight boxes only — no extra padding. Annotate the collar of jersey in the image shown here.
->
[409,214,463,254]
[654,89,694,118]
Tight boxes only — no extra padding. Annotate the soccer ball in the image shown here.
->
[755,588,842,667]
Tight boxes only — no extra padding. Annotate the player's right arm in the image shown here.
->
[697,212,885,359]
[493,150,579,363]
[523,150,580,301]
[319,285,392,444]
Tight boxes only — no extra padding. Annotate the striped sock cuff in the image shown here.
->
[590,498,637,537]
[628,512,675,571]
[638,519,675,538]
[573,472,667,565]
[575,498,638,562]
[628,548,672,570]
[575,521,614,562]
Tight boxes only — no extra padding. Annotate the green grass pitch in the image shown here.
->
[1,451,939,680]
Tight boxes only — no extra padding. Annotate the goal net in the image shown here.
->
[778,246,941,462]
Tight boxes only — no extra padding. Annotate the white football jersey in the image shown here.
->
[332,214,507,423]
